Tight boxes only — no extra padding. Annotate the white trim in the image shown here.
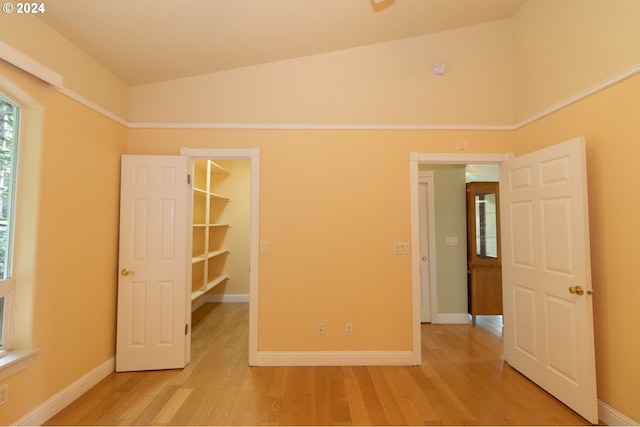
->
[54,87,128,127]
[598,400,639,426]
[0,41,63,88]
[408,154,422,365]
[131,122,514,131]
[203,293,250,303]
[180,147,260,367]
[433,313,471,324]
[12,357,114,426]
[515,63,640,128]
[253,350,415,366]
[0,348,40,382]
[417,152,513,164]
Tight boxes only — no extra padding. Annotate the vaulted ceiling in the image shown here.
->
[38,0,527,86]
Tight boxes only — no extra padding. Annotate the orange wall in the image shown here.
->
[0,61,127,425]
[127,128,513,351]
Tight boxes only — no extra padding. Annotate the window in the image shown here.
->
[0,93,19,350]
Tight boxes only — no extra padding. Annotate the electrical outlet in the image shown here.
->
[345,323,353,336]
[317,323,325,337]
[0,384,8,406]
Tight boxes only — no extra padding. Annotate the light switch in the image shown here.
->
[445,237,458,246]
[260,241,268,253]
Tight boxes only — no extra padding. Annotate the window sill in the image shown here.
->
[0,348,41,381]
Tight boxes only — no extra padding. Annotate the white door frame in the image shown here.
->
[180,147,260,365]
[409,152,513,362]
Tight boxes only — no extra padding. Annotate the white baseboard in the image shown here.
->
[205,293,250,303]
[13,357,114,426]
[253,350,417,366]
[598,400,639,426]
[433,313,470,324]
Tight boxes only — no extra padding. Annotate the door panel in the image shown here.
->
[116,155,189,372]
[500,137,597,423]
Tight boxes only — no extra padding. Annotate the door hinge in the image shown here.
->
[187,174,191,185]
[185,324,189,335]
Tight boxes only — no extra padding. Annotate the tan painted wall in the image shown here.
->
[127,128,513,351]
[0,61,127,425]
[129,19,514,125]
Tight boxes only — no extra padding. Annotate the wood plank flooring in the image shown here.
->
[44,303,592,426]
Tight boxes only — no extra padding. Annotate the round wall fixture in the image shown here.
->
[432,61,447,75]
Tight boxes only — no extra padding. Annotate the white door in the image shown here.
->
[418,181,431,322]
[116,155,190,372]
[500,137,597,423]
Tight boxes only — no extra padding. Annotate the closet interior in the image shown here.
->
[190,159,250,308]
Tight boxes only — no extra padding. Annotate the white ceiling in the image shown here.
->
[37,0,527,86]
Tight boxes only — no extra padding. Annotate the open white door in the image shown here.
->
[500,137,597,423]
[116,155,190,372]
[418,181,431,322]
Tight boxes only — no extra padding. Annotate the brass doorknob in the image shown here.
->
[569,285,585,296]
[121,268,134,276]
[422,256,428,261]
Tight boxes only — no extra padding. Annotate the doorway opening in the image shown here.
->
[409,152,511,360]
[181,147,260,366]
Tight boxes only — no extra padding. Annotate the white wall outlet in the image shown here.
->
[317,323,325,337]
[345,323,353,336]
[0,384,8,406]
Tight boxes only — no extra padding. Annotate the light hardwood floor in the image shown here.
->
[45,303,593,426]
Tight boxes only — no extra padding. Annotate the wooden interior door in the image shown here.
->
[116,155,190,372]
[466,181,502,326]
[500,137,598,423]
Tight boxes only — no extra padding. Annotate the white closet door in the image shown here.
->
[116,155,190,372]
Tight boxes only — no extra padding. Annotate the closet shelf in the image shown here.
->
[210,192,230,201]
[192,248,230,264]
[191,274,230,301]
[209,161,230,175]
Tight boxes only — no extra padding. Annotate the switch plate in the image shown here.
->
[317,323,325,337]
[345,323,353,336]
[394,242,410,254]
[260,241,268,253]
[445,237,458,246]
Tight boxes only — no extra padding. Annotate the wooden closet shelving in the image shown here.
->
[191,159,231,301]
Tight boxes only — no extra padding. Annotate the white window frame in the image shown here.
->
[0,92,19,352]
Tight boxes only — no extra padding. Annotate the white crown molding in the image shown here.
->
[54,87,128,127]
[515,63,640,128]
[128,121,515,131]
